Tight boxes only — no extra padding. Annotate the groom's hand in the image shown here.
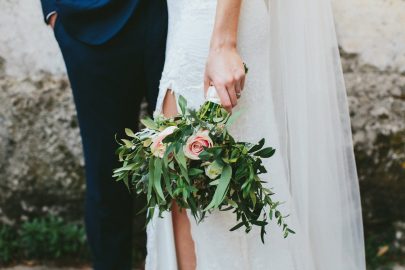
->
[48,13,58,29]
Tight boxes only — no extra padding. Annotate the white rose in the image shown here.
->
[150,126,177,158]
[204,161,223,180]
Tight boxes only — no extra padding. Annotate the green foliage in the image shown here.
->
[0,217,88,265]
[0,224,18,264]
[356,132,405,269]
[365,231,396,270]
[19,216,87,260]
[114,96,293,243]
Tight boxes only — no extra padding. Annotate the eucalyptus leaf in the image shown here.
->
[147,157,155,203]
[122,175,130,191]
[125,128,136,138]
[188,168,204,176]
[254,147,276,158]
[121,139,134,148]
[209,179,219,186]
[175,148,188,169]
[248,138,265,153]
[162,151,173,196]
[260,225,266,244]
[230,221,245,231]
[198,151,212,160]
[205,165,232,210]
[178,95,187,115]
[175,149,190,183]
[153,158,165,201]
[141,117,159,130]
[250,191,257,208]
[287,228,296,234]
[113,163,138,173]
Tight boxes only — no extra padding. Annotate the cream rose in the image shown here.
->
[183,130,213,160]
[150,126,177,158]
[205,161,223,180]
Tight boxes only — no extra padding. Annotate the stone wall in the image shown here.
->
[0,73,84,224]
[0,0,65,77]
[0,0,404,264]
[0,0,76,224]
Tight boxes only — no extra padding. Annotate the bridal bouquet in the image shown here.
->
[113,89,294,242]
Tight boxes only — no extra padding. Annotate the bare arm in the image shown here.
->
[204,0,245,112]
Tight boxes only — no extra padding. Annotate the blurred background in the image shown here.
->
[0,0,404,269]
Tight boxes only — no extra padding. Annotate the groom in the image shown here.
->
[39,0,167,269]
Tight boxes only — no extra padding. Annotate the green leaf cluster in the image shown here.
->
[0,216,88,264]
[113,96,294,242]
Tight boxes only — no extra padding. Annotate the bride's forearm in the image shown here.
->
[205,0,244,112]
[210,0,242,51]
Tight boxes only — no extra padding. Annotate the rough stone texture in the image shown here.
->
[0,266,138,270]
[1,0,404,76]
[0,0,404,266]
[0,267,90,270]
[341,50,405,264]
[333,0,405,72]
[0,1,65,77]
[342,51,405,151]
[0,71,84,224]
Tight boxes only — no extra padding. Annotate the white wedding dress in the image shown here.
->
[146,0,366,269]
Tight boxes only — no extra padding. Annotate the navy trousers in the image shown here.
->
[53,1,167,269]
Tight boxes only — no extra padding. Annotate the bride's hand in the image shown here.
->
[204,46,245,112]
[204,0,244,112]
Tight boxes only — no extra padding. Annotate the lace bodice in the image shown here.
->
[155,1,217,112]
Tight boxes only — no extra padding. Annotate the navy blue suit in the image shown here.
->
[39,0,168,269]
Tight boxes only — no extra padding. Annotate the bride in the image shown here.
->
[146,0,366,269]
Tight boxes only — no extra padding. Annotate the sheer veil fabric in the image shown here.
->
[267,0,366,269]
[145,0,366,269]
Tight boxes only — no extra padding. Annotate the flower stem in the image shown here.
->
[199,101,225,122]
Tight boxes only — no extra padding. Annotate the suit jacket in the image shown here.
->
[40,0,141,45]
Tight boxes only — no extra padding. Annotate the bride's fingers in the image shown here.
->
[234,68,245,96]
[204,74,210,97]
[235,80,242,98]
[216,86,233,112]
[240,76,245,92]
[226,84,238,107]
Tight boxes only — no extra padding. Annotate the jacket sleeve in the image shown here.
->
[40,0,58,24]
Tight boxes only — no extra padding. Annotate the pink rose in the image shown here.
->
[184,130,213,160]
[150,126,177,158]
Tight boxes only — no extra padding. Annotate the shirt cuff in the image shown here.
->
[45,11,57,24]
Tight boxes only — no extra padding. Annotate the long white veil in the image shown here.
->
[267,0,366,269]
